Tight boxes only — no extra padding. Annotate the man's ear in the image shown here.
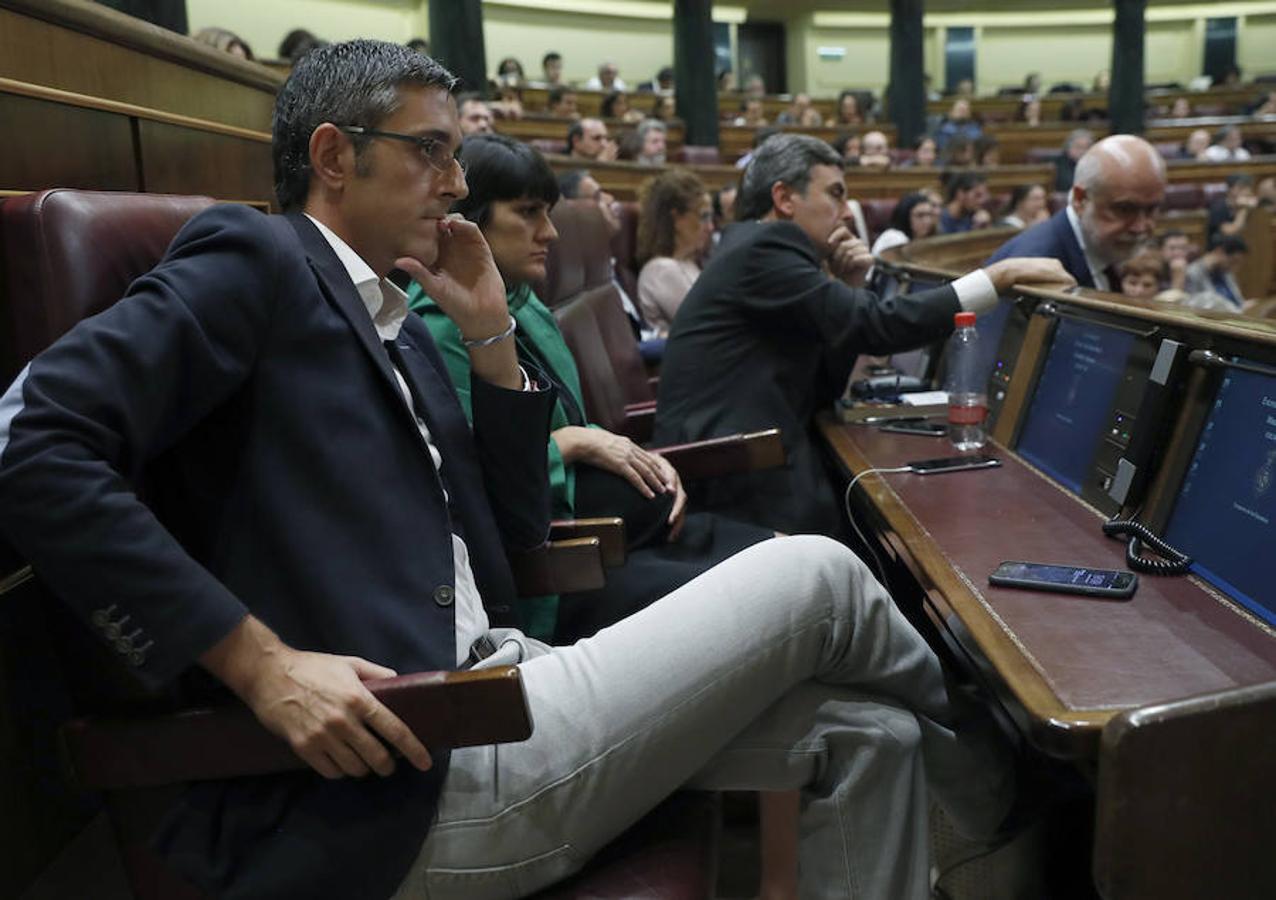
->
[770,181,797,219]
[309,123,355,195]
[1069,184,1086,212]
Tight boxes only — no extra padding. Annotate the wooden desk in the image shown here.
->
[818,419,1276,759]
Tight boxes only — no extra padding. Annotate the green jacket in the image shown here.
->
[408,281,592,639]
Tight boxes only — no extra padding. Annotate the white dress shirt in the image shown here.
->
[306,216,488,665]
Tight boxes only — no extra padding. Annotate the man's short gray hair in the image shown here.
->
[736,133,842,221]
[636,118,667,141]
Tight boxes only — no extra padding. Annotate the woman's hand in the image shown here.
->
[554,426,673,499]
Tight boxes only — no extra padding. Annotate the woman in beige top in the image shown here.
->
[636,169,713,336]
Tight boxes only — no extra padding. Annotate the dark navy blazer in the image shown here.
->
[0,205,555,899]
[985,208,1095,288]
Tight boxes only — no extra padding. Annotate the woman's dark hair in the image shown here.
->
[495,56,525,80]
[835,89,863,124]
[450,133,560,229]
[1007,182,1042,214]
[601,90,627,119]
[887,192,932,239]
[636,168,706,263]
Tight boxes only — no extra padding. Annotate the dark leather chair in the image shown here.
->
[671,145,721,166]
[861,198,898,242]
[0,190,717,900]
[1093,681,1276,900]
[610,200,641,307]
[1162,183,1205,211]
[1025,146,1059,165]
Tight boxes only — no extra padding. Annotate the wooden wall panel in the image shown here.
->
[137,121,274,209]
[0,93,138,192]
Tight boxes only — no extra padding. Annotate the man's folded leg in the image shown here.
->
[392,535,1012,900]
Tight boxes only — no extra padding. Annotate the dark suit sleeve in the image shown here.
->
[0,205,282,688]
[737,223,960,357]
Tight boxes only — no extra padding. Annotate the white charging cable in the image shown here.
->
[843,466,912,581]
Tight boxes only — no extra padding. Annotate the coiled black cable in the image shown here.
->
[1102,518,1193,575]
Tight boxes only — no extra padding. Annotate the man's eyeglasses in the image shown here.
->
[337,126,464,174]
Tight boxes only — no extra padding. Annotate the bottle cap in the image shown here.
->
[954,311,977,328]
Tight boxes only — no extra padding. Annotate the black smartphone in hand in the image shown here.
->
[989,561,1137,599]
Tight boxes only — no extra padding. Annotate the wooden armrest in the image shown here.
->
[61,666,533,790]
[550,517,627,566]
[510,537,606,596]
[622,404,656,444]
[653,428,786,481]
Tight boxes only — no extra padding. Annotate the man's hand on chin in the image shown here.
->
[826,226,874,287]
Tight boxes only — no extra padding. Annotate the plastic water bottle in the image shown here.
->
[943,311,988,451]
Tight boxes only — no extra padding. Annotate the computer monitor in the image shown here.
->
[1163,363,1276,627]
[1016,318,1137,494]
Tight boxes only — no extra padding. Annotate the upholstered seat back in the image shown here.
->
[540,198,616,308]
[0,189,214,381]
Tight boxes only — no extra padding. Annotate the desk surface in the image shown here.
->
[818,414,1276,759]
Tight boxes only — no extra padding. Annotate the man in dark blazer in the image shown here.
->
[988,134,1167,292]
[653,134,1071,536]
[0,44,1031,900]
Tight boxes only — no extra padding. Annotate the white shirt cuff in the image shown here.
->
[953,269,999,314]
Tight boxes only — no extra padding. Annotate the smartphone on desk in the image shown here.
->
[989,561,1137,599]
[878,420,947,437]
[907,454,1001,474]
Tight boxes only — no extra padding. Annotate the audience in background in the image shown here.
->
[1257,175,1276,209]
[935,99,983,150]
[1053,128,1094,190]
[586,61,627,91]
[907,135,938,167]
[638,66,675,94]
[634,119,668,166]
[1248,91,1276,116]
[712,185,738,234]
[491,79,524,119]
[1183,235,1249,311]
[1118,252,1165,300]
[777,93,823,127]
[869,192,939,296]
[1017,97,1043,126]
[733,98,768,128]
[457,93,495,135]
[405,37,429,55]
[495,56,525,82]
[973,136,1001,166]
[828,90,865,127]
[1202,124,1251,162]
[1180,128,1211,159]
[193,27,253,60]
[1169,97,1192,118]
[278,27,325,63]
[547,86,580,119]
[997,183,1049,229]
[743,74,766,98]
[602,90,645,124]
[1159,230,1192,292]
[940,172,991,233]
[637,170,713,335]
[1093,69,1111,93]
[831,131,862,163]
[650,94,678,121]
[1208,174,1259,242]
[567,118,618,161]
[858,131,892,167]
[940,136,975,167]
[541,51,563,86]
[953,78,975,98]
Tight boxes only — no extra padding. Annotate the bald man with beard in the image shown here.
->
[987,134,1166,292]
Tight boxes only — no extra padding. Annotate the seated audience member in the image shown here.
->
[776,92,811,125]
[924,72,942,102]
[558,169,661,352]
[541,50,563,86]
[973,136,1001,167]
[278,27,325,63]
[988,135,1167,290]
[1017,97,1043,126]
[1168,97,1192,118]
[634,118,668,166]
[652,133,1072,536]
[193,26,253,60]
[1093,69,1111,93]
[615,128,642,162]
[496,56,525,82]
[827,89,865,127]
[1208,174,1259,242]
[601,90,644,124]
[1160,230,1192,291]
[490,77,524,119]
[406,37,429,55]
[997,183,1049,229]
[567,117,618,161]
[409,134,770,642]
[869,192,939,297]
[1023,72,1042,97]
[586,61,626,91]
[831,130,862,163]
[935,98,982,150]
[1202,124,1251,162]
[1053,128,1094,191]
[953,78,975,98]
[859,130,892,167]
[743,74,766,98]
[636,169,713,335]
[547,86,580,119]
[733,97,768,128]
[650,93,678,121]
[1184,235,1249,311]
[1118,252,1165,300]
[0,40,1023,900]
[905,135,938,167]
[940,136,975,167]
[456,92,494,135]
[940,172,991,233]
[1180,128,1211,160]
[637,66,675,94]
[1248,91,1276,116]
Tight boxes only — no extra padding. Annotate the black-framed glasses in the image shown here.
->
[337,126,464,174]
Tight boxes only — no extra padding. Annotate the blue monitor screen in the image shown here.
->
[1165,365,1276,626]
[1016,319,1135,493]
[974,298,1013,386]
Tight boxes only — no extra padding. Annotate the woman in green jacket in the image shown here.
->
[409,133,770,644]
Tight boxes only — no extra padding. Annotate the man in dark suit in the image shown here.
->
[0,44,1030,900]
[988,134,1167,291]
[653,133,1071,536]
